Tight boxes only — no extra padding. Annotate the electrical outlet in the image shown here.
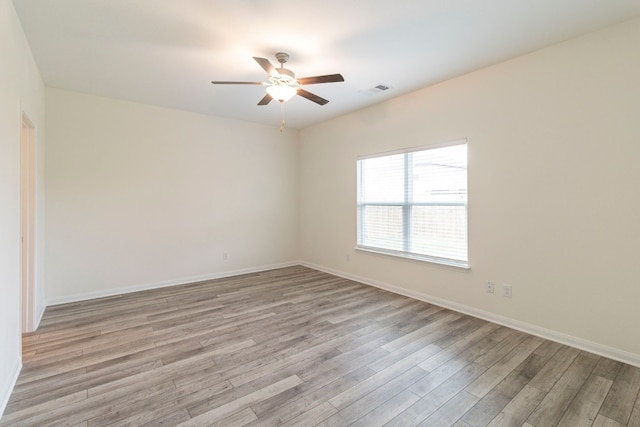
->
[485,281,494,293]
[503,284,512,298]
[222,251,228,261]
[345,254,351,262]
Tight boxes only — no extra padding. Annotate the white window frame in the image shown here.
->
[356,140,469,269]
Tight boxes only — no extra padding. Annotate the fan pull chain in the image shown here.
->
[279,102,286,132]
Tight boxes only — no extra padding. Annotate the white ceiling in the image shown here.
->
[13,0,640,129]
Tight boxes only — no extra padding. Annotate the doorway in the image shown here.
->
[21,113,36,334]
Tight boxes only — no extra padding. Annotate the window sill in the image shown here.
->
[355,246,470,271]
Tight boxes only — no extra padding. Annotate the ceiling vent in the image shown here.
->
[358,84,392,97]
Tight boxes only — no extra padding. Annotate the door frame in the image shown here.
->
[21,112,36,334]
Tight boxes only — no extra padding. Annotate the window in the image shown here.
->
[357,141,468,268]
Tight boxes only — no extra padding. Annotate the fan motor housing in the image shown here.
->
[271,68,297,85]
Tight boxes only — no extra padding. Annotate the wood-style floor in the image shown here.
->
[2,266,640,427]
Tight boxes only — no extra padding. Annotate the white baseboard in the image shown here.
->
[301,261,640,368]
[46,261,300,306]
[0,358,21,419]
[35,302,46,329]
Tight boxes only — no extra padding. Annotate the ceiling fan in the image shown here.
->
[211,52,344,106]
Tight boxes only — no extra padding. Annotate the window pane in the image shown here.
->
[360,154,404,203]
[360,205,404,251]
[412,144,467,203]
[357,141,468,267]
[411,205,468,261]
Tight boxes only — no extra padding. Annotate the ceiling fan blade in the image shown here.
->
[253,57,279,78]
[297,89,329,105]
[257,93,273,106]
[211,81,267,85]
[298,74,344,85]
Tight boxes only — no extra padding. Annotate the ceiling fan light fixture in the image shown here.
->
[212,53,343,107]
[266,84,297,102]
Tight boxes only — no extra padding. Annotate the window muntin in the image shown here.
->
[357,142,468,268]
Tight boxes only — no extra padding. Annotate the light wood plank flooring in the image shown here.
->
[3,266,640,426]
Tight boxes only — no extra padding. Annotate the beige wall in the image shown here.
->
[299,18,640,362]
[45,89,299,302]
[0,0,46,415]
